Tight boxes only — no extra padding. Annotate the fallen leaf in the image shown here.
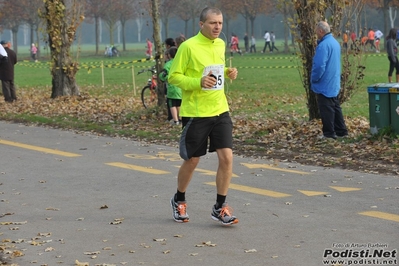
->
[75,260,89,266]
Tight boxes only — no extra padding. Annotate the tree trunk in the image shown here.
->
[95,16,100,55]
[151,0,165,107]
[184,20,188,38]
[121,21,126,51]
[11,27,18,55]
[109,26,115,45]
[43,0,82,98]
[250,18,255,36]
[50,44,80,98]
[163,17,169,40]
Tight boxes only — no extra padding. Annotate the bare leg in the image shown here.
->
[215,148,233,195]
[177,157,200,193]
[170,106,179,122]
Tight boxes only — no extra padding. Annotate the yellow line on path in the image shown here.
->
[241,163,310,175]
[298,190,328,196]
[330,186,362,192]
[106,162,170,175]
[205,182,291,198]
[359,211,399,223]
[0,139,81,157]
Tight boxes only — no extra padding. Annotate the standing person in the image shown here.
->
[160,47,182,125]
[31,43,38,62]
[366,28,376,51]
[386,28,399,83]
[262,30,271,53]
[164,37,176,122]
[0,41,17,103]
[311,21,348,139]
[250,35,256,53]
[270,31,279,52]
[350,30,357,50]
[374,29,383,53]
[243,33,249,53]
[145,38,153,59]
[168,6,239,225]
[342,31,348,51]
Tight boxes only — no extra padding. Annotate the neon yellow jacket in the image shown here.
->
[168,31,229,117]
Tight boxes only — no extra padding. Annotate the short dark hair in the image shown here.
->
[164,38,175,47]
[199,7,222,23]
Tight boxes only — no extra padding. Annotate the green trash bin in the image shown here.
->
[367,83,391,134]
[389,86,399,134]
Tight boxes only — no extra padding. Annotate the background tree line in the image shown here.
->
[1,0,399,56]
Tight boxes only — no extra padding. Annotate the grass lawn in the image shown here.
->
[13,43,388,120]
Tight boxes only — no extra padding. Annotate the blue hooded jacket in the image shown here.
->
[311,33,341,98]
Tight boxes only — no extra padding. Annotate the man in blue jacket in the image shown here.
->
[311,21,348,139]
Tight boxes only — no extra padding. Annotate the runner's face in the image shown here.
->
[200,13,223,40]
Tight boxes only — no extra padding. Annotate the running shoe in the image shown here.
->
[170,197,189,223]
[211,203,239,225]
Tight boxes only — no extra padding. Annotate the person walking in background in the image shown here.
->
[250,35,256,53]
[160,47,182,125]
[243,32,249,53]
[229,33,242,56]
[168,6,239,225]
[0,41,17,103]
[366,28,376,51]
[145,38,153,59]
[31,43,38,62]
[270,31,279,52]
[374,28,383,53]
[386,28,399,83]
[311,21,348,140]
[262,30,271,53]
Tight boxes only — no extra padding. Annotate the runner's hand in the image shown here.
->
[227,68,238,80]
[201,71,217,88]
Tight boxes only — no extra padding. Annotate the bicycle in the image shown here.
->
[138,66,158,108]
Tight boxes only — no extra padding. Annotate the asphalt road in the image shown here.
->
[0,121,398,266]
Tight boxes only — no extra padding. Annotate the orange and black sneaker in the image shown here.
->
[170,197,189,223]
[211,203,239,225]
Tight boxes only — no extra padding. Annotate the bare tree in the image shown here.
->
[84,0,110,55]
[160,0,175,39]
[0,0,27,54]
[119,0,135,51]
[41,0,84,98]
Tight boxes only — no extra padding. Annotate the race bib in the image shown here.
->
[202,64,224,90]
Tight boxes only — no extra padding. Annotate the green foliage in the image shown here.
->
[371,126,398,141]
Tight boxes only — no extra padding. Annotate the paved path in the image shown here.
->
[0,121,398,266]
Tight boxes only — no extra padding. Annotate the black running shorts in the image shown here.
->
[179,112,233,160]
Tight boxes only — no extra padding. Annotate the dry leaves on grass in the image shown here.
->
[0,89,398,175]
